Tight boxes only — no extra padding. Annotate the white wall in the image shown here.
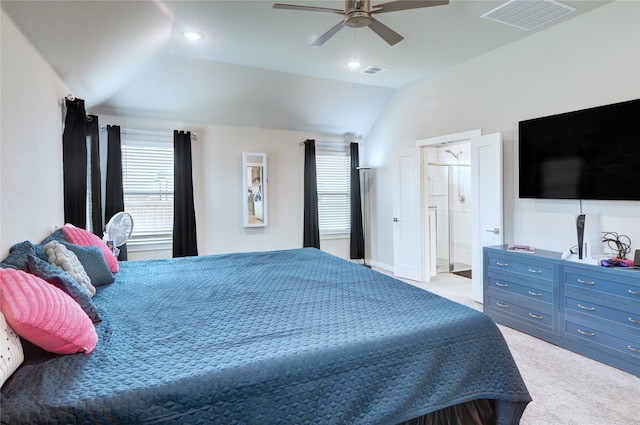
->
[0,10,68,256]
[365,1,640,268]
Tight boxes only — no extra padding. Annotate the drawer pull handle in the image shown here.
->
[496,262,508,267]
[577,329,595,337]
[496,282,508,287]
[528,313,543,320]
[628,289,640,296]
[577,278,595,285]
[628,317,640,325]
[528,268,542,274]
[528,290,542,297]
[496,302,509,308]
[628,345,640,353]
[577,304,595,312]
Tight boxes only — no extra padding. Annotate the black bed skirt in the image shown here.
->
[398,399,495,425]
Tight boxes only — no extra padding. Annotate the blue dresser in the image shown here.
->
[483,245,639,377]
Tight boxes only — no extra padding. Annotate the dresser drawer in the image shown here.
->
[487,294,553,330]
[487,253,554,281]
[565,295,640,333]
[565,319,640,360]
[565,268,640,303]
[487,274,553,304]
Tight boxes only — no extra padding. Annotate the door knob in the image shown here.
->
[393,217,399,222]
[485,228,500,234]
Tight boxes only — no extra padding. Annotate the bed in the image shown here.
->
[1,247,530,424]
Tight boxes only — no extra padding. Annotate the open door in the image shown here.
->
[471,133,503,303]
[392,147,423,281]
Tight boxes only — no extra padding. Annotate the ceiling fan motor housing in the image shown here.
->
[345,0,372,28]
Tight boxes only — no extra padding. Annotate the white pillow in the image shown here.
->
[0,311,24,388]
[44,240,96,297]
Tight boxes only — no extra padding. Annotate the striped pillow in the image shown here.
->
[0,268,97,355]
[61,225,119,272]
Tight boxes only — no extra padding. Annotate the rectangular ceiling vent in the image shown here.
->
[361,66,386,75]
[481,0,576,31]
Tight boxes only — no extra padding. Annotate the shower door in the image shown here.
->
[427,163,472,274]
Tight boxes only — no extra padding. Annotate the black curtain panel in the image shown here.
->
[173,130,198,258]
[62,98,88,228]
[105,125,127,260]
[349,143,364,260]
[303,139,320,249]
[87,115,103,237]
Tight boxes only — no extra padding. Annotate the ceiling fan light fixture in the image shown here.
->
[182,31,203,41]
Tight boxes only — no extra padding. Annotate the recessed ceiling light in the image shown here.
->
[347,58,363,70]
[182,31,203,41]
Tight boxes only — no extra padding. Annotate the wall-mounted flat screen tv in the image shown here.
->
[518,99,640,201]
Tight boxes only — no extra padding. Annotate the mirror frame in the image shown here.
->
[242,152,267,228]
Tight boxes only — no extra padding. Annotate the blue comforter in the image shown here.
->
[1,248,530,424]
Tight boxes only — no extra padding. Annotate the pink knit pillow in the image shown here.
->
[61,225,119,272]
[0,268,98,355]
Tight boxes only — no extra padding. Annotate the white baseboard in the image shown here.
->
[369,260,393,274]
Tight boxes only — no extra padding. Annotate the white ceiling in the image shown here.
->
[2,0,609,136]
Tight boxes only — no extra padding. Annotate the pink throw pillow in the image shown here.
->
[0,268,98,355]
[61,225,119,272]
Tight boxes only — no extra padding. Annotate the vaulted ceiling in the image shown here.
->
[2,0,609,136]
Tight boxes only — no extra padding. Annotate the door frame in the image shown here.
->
[415,129,481,284]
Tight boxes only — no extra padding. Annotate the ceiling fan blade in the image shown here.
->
[273,3,344,14]
[372,0,449,14]
[311,21,346,46]
[368,17,403,45]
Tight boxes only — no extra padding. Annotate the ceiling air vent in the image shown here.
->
[361,66,386,75]
[481,0,576,31]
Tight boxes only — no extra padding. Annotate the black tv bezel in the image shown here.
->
[518,99,640,201]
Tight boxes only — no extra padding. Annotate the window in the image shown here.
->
[121,131,174,245]
[316,144,351,237]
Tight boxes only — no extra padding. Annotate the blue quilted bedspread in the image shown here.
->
[1,248,530,424]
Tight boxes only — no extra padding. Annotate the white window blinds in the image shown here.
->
[121,133,174,244]
[316,144,351,236]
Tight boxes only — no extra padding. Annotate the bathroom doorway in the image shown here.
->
[425,143,472,277]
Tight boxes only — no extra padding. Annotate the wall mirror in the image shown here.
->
[242,152,267,227]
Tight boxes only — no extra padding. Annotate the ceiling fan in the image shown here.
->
[273,0,449,46]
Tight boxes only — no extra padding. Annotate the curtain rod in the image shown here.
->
[99,126,198,141]
[58,93,77,106]
[298,139,362,146]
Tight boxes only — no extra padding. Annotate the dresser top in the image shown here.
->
[485,245,640,280]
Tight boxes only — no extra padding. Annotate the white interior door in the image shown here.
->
[471,133,503,302]
[393,147,423,281]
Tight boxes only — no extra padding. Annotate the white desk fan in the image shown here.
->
[104,212,134,256]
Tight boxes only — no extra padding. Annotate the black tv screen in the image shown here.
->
[518,99,640,201]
